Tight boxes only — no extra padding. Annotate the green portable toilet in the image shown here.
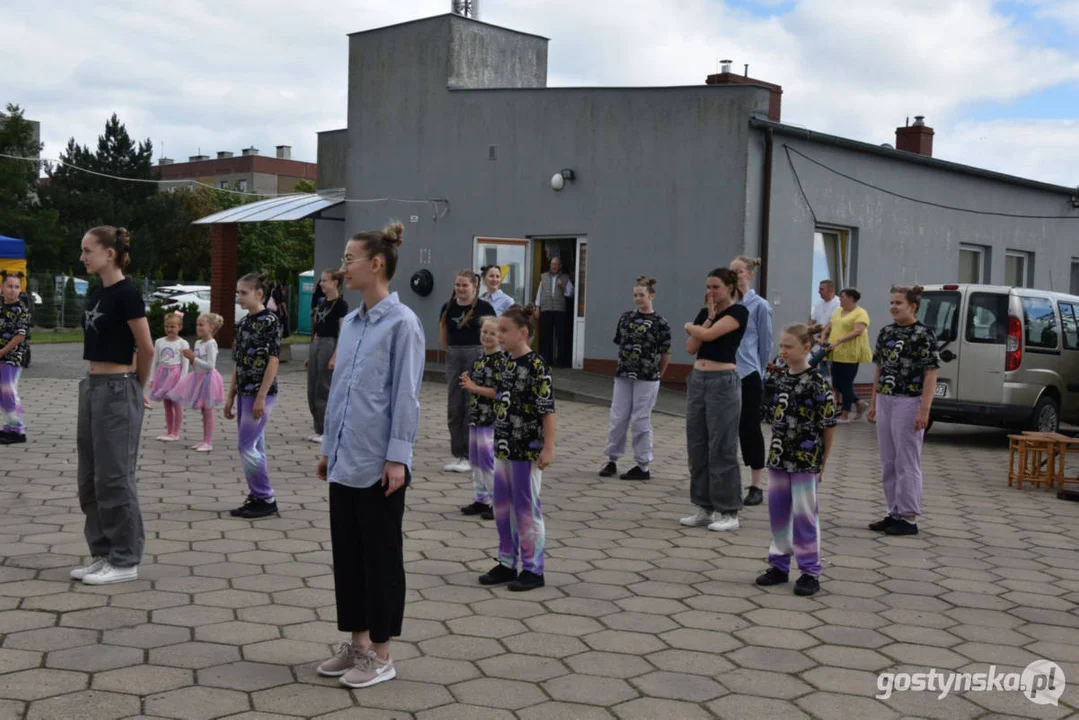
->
[297,270,315,335]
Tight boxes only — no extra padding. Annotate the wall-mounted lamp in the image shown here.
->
[551,168,576,191]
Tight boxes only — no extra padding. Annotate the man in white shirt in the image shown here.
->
[809,279,839,382]
[535,256,574,367]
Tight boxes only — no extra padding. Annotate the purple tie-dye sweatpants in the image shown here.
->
[237,395,276,501]
[0,364,25,435]
[493,459,545,575]
[767,470,821,577]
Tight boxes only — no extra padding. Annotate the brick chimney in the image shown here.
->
[895,116,934,157]
[706,61,782,121]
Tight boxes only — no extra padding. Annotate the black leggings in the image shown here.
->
[329,478,408,644]
[739,372,765,470]
[831,362,861,412]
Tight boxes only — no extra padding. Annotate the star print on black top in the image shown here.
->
[494,351,555,462]
[82,279,146,365]
[613,311,672,381]
[234,309,281,396]
[873,322,941,397]
[761,366,836,474]
[468,351,504,428]
[0,302,30,367]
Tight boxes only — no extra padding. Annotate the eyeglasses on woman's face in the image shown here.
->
[341,255,372,267]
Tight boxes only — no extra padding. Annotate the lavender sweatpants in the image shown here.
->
[604,377,660,465]
[0,364,24,435]
[238,395,276,500]
[469,425,494,505]
[876,394,924,517]
[493,459,545,575]
[767,470,821,577]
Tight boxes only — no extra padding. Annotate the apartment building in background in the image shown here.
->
[156,145,316,195]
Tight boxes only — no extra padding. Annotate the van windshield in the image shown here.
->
[918,291,959,343]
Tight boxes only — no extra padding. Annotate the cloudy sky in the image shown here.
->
[4,0,1079,187]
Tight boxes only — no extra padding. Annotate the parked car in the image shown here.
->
[147,284,248,323]
[918,283,1079,433]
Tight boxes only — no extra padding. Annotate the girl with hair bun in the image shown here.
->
[477,303,556,593]
[306,268,348,443]
[598,275,671,481]
[72,225,154,586]
[0,271,31,445]
[225,271,282,519]
[867,285,939,537]
[148,311,190,442]
[168,312,226,452]
[317,222,425,690]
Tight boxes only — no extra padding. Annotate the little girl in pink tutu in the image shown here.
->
[148,311,190,441]
[170,312,225,452]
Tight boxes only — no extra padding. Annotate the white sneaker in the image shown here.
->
[82,562,139,585]
[444,458,471,473]
[70,557,107,580]
[680,508,714,527]
[309,434,323,444]
[708,514,740,532]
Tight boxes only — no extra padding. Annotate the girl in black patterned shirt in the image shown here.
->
[459,316,503,520]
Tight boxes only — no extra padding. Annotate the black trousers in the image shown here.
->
[329,478,408,643]
[739,372,766,470]
[831,362,861,412]
[539,310,567,367]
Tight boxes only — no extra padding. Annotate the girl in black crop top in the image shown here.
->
[684,274,749,366]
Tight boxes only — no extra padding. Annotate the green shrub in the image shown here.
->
[36,270,57,328]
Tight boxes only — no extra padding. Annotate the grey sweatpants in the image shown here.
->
[77,374,145,567]
[446,345,483,459]
[685,369,743,515]
[307,336,336,435]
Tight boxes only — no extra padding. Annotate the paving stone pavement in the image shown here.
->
[1,345,1078,719]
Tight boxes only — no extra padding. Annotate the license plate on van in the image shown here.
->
[934,383,947,398]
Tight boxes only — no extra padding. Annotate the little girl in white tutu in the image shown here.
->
[148,311,190,441]
[170,313,226,452]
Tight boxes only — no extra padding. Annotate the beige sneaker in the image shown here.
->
[317,642,364,677]
[340,651,395,689]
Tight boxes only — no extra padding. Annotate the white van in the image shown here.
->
[917,284,1079,433]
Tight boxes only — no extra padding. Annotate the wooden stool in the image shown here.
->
[1008,433,1056,491]
[1034,432,1079,492]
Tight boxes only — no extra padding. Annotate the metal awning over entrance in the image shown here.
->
[192,190,345,225]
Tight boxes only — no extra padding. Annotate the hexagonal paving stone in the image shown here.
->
[565,651,652,679]
[658,628,740,654]
[630,671,726,702]
[144,686,250,720]
[252,685,352,716]
[583,630,667,655]
[419,636,504,661]
[198,661,293,692]
[450,677,548,709]
[543,675,639,706]
[504,633,588,659]
[0,610,57,634]
[416,705,514,720]
[281,621,344,645]
[614,698,715,720]
[726,646,816,673]
[46,644,144,672]
[93,665,192,695]
[475,654,568,682]
[351,679,453,712]
[795,691,899,720]
[801,666,881,696]
[3,627,98,652]
[25,690,140,720]
[806,645,893,671]
[648,649,735,677]
[0,668,87,700]
[242,639,331,666]
[709,694,811,720]
[734,627,817,651]
[194,621,279,645]
[0,648,41,675]
[237,605,318,626]
[109,591,189,611]
[717,668,812,699]
[149,642,240,670]
[193,589,272,609]
[60,607,147,631]
[102,623,191,649]
[517,702,616,720]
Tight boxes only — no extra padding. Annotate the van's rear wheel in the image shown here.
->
[1027,396,1060,433]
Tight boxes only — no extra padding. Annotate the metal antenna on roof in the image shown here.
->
[452,0,478,19]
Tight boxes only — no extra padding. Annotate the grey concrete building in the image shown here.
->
[312,13,1079,383]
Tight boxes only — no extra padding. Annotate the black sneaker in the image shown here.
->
[598,461,617,477]
[508,571,545,592]
[478,563,517,586]
[755,567,789,586]
[883,520,919,536]
[868,515,899,532]
[794,573,821,596]
[236,498,279,519]
[480,509,494,521]
[619,466,650,481]
[229,496,256,517]
[744,486,764,506]
[460,501,490,516]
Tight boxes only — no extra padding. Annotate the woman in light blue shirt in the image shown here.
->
[479,265,515,316]
[316,222,425,691]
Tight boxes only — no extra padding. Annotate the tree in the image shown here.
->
[36,269,56,328]
[62,273,79,328]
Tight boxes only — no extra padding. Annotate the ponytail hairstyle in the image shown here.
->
[200,312,225,335]
[440,268,480,328]
[783,323,814,347]
[86,226,132,269]
[239,271,271,300]
[349,221,404,280]
[734,255,762,276]
[890,284,925,312]
[501,304,539,339]
[635,275,657,296]
[708,267,745,301]
[322,268,345,292]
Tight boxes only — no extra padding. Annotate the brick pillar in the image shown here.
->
[211,223,238,348]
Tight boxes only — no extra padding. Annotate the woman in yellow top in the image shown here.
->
[822,287,872,423]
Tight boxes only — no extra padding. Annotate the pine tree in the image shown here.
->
[62,272,79,328]
[36,270,57,329]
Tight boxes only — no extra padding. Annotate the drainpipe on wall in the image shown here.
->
[759,127,773,299]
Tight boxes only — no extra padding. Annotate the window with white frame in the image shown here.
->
[1005,250,1032,288]
[959,244,988,284]
[238,179,248,192]
[811,228,852,312]
[219,180,228,189]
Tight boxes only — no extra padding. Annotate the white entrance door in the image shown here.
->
[572,239,587,369]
